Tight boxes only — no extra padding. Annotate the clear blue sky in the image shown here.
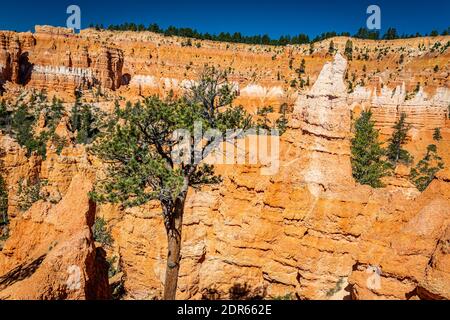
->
[0,0,448,38]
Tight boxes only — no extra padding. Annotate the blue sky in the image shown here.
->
[0,0,448,38]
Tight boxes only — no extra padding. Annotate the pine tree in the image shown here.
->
[256,106,274,131]
[433,128,442,141]
[383,27,399,40]
[90,67,258,300]
[0,100,12,130]
[69,98,105,144]
[410,144,444,191]
[351,111,389,188]
[386,113,412,165]
[11,103,47,158]
[3,93,63,159]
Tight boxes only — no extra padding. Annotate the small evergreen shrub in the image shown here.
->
[92,217,113,246]
[326,277,345,297]
[410,144,444,192]
[17,178,47,211]
[433,128,442,142]
[69,100,105,144]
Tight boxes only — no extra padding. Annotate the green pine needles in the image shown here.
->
[351,110,390,188]
[89,66,268,299]
[386,112,413,166]
[410,144,445,192]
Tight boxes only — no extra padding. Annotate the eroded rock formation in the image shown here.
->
[0,27,449,300]
[0,26,124,93]
[0,174,110,300]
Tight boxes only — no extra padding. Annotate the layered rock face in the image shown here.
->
[349,169,450,300]
[94,54,449,300]
[349,85,449,134]
[1,26,448,104]
[0,34,23,86]
[0,173,110,300]
[0,26,124,93]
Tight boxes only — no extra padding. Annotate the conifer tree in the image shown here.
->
[433,127,442,141]
[351,110,389,188]
[386,113,412,165]
[410,144,444,191]
[90,67,257,299]
[69,97,105,144]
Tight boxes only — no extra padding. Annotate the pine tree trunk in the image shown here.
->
[163,192,186,300]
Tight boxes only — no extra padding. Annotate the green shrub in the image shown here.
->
[275,112,288,135]
[410,144,444,192]
[69,100,105,144]
[93,217,113,246]
[2,93,65,159]
[433,128,442,142]
[0,148,8,242]
[326,277,345,297]
[17,178,47,211]
[51,134,68,155]
[107,255,121,278]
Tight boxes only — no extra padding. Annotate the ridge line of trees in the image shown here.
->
[88,23,450,46]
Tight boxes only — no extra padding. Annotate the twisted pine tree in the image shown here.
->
[90,67,254,299]
[351,110,389,188]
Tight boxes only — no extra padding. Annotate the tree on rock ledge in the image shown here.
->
[410,144,444,192]
[386,112,412,166]
[90,67,254,299]
[351,110,390,188]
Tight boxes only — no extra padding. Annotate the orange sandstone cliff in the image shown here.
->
[0,26,449,300]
